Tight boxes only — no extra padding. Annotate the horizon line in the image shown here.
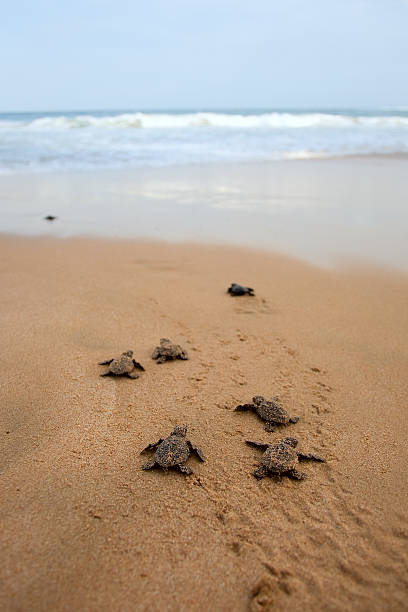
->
[1,105,407,115]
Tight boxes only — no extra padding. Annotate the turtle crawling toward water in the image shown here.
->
[246,437,325,480]
[141,425,205,474]
[227,283,255,296]
[152,338,188,364]
[99,350,145,378]
[235,395,299,432]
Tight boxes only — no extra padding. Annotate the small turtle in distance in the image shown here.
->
[246,437,325,480]
[141,425,205,474]
[227,283,255,296]
[44,215,57,221]
[235,395,299,432]
[152,338,188,364]
[99,350,145,378]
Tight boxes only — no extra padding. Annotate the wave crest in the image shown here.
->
[2,111,408,130]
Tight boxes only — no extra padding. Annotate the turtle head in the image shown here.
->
[172,424,187,437]
[283,437,298,448]
[123,350,133,358]
[252,396,265,406]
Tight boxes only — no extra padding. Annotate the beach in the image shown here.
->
[1,234,407,611]
[3,2,408,607]
[1,157,408,270]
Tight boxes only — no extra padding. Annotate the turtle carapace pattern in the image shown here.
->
[235,395,299,432]
[141,425,205,475]
[99,350,145,378]
[227,283,255,296]
[152,338,188,364]
[246,437,325,480]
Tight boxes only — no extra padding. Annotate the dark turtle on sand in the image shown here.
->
[141,425,205,474]
[235,395,299,432]
[227,283,255,296]
[246,437,325,480]
[152,338,188,364]
[99,350,145,378]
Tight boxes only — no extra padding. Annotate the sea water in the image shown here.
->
[1,108,408,173]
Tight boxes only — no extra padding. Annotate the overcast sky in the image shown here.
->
[1,0,408,111]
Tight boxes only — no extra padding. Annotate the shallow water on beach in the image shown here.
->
[1,108,408,173]
[1,157,407,270]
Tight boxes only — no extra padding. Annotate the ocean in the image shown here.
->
[0,108,408,173]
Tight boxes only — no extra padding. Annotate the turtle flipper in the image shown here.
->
[253,465,267,479]
[142,458,157,470]
[151,347,161,359]
[188,441,205,462]
[247,287,255,296]
[289,416,299,424]
[140,439,164,454]
[298,452,325,462]
[100,371,113,377]
[99,359,113,365]
[264,422,276,433]
[178,464,193,475]
[126,372,140,379]
[133,360,145,371]
[288,469,307,480]
[234,403,253,412]
[245,440,270,451]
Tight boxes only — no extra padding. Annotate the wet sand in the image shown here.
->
[0,235,407,611]
[1,156,408,270]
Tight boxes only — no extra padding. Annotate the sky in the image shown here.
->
[1,0,408,111]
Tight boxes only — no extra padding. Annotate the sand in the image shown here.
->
[0,235,407,611]
[2,157,408,270]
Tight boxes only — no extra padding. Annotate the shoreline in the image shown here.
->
[1,156,408,272]
[1,235,407,611]
[1,150,408,175]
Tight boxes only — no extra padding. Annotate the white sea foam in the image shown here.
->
[282,151,330,160]
[0,109,408,172]
[2,111,408,131]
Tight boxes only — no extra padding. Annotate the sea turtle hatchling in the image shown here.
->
[99,350,145,378]
[246,437,325,480]
[235,395,299,432]
[227,283,255,296]
[140,425,205,474]
[152,338,188,364]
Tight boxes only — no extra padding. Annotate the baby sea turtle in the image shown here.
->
[246,437,325,480]
[141,425,205,474]
[235,395,299,432]
[227,283,255,296]
[152,338,188,364]
[99,350,145,378]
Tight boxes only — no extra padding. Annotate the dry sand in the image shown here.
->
[0,235,407,611]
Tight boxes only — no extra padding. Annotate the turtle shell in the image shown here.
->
[159,339,177,357]
[262,441,298,474]
[152,338,187,360]
[154,436,190,468]
[109,353,134,375]
[254,397,290,424]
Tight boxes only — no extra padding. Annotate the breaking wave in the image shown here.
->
[1,109,408,173]
[2,111,408,131]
